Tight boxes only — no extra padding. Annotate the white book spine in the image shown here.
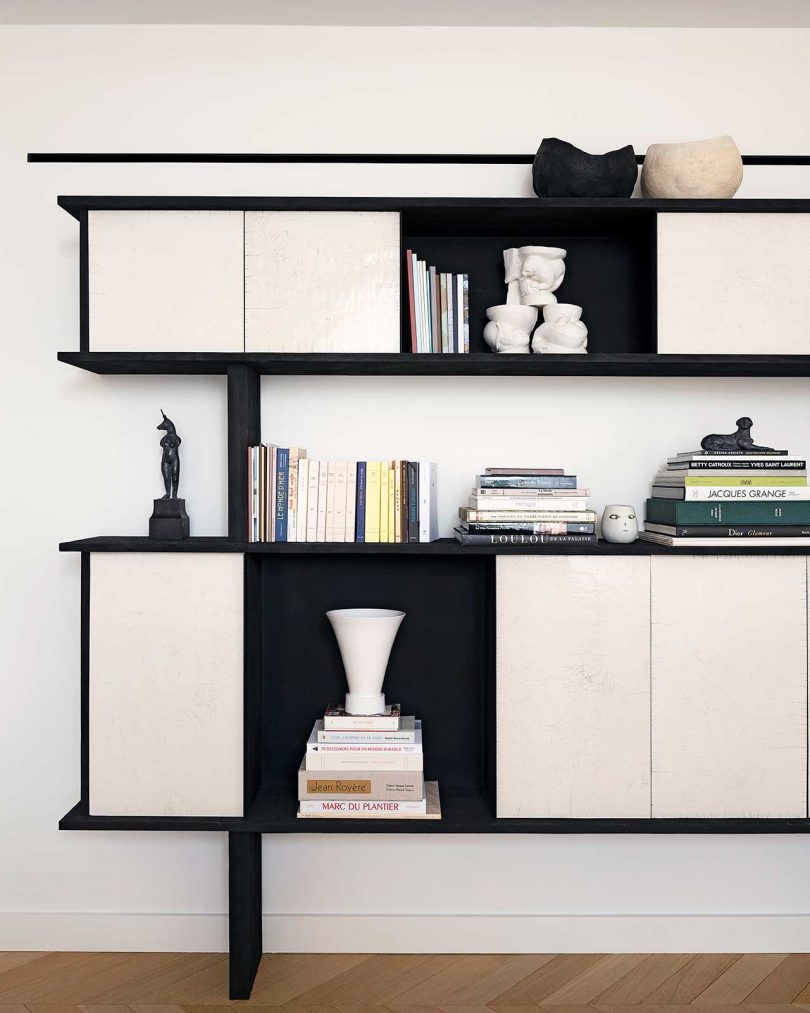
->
[412,253,422,353]
[334,461,348,542]
[287,452,299,543]
[419,462,439,542]
[267,446,277,543]
[316,461,328,542]
[306,460,319,542]
[296,459,309,542]
[325,460,338,541]
[304,751,424,771]
[299,797,427,815]
[345,461,357,544]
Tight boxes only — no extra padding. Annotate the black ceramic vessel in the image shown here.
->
[532,138,637,198]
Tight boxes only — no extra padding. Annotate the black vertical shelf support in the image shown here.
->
[227,366,261,540]
[228,831,262,998]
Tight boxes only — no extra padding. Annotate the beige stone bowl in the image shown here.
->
[640,135,743,198]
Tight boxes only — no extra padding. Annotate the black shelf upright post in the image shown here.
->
[228,831,262,998]
[227,365,261,539]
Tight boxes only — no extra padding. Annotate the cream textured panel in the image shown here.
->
[657,213,810,353]
[89,553,244,816]
[496,556,651,819]
[88,210,244,351]
[244,211,400,352]
[651,555,807,818]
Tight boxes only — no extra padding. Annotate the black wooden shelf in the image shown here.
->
[58,351,810,378]
[59,793,810,835]
[56,195,810,220]
[60,536,810,556]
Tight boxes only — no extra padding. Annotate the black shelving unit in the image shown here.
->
[56,190,810,999]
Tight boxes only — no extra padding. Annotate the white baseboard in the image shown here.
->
[2,911,809,952]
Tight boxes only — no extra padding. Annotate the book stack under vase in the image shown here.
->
[641,449,810,547]
[454,467,597,545]
[297,704,441,819]
[248,446,439,543]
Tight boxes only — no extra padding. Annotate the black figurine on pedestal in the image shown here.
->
[149,411,190,539]
[700,416,783,454]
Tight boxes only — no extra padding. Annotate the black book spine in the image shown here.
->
[407,461,419,543]
[455,530,598,546]
[670,459,805,470]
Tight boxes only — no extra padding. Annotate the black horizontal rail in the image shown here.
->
[27,152,810,165]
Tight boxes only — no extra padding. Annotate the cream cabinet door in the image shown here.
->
[657,213,810,353]
[496,556,651,818]
[89,553,244,816]
[244,211,400,353]
[651,555,807,818]
[88,210,245,351]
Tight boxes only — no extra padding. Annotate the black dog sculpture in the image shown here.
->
[700,416,777,453]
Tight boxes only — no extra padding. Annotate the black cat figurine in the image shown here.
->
[700,416,780,454]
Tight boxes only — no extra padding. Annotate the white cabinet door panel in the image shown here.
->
[496,556,651,819]
[89,553,244,816]
[244,211,400,352]
[657,213,810,354]
[88,210,245,351]
[651,555,806,818]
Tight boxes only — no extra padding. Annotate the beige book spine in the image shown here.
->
[325,460,337,541]
[298,760,424,800]
[306,460,319,542]
[394,460,402,543]
[333,461,348,543]
[316,461,328,542]
[296,459,309,543]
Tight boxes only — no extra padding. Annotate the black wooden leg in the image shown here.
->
[229,831,262,999]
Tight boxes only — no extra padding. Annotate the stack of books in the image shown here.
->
[405,250,469,353]
[297,704,441,819]
[641,448,810,546]
[247,447,439,543]
[454,467,597,545]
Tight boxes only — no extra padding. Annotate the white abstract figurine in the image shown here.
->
[483,304,538,353]
[532,303,588,354]
[504,246,566,307]
[601,505,639,544]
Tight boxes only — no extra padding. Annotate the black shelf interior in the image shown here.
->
[257,552,493,817]
[401,207,654,355]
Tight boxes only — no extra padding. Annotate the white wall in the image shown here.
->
[2,23,810,952]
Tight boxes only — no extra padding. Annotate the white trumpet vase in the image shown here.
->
[326,608,406,715]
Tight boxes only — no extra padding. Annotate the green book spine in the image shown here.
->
[645,498,810,526]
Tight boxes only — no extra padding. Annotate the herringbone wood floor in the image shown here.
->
[3,953,810,1010]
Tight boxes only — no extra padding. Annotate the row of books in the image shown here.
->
[640,449,810,546]
[297,705,440,819]
[248,448,439,543]
[454,467,597,546]
[405,250,469,354]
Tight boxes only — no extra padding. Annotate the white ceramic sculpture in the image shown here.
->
[483,304,538,353]
[504,246,566,307]
[326,607,405,715]
[531,303,588,354]
[640,135,743,198]
[601,505,639,543]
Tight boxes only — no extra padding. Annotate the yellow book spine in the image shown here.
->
[365,462,381,542]
[388,463,396,543]
[394,460,402,543]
